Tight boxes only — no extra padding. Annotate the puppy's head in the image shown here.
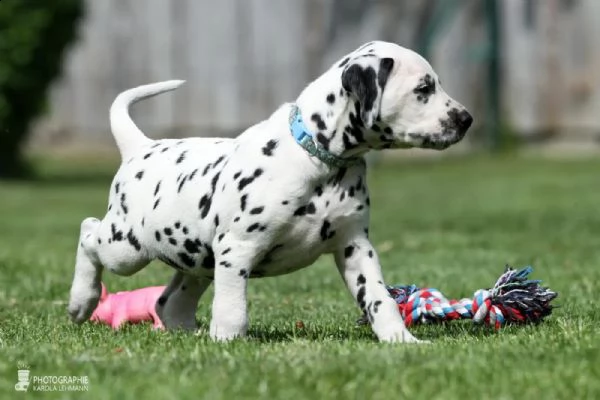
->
[339,41,472,150]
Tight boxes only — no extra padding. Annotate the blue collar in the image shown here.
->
[288,104,361,168]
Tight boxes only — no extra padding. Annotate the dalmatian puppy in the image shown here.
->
[68,40,472,343]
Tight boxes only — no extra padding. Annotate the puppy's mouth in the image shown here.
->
[407,130,466,150]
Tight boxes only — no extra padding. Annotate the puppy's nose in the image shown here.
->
[456,110,473,130]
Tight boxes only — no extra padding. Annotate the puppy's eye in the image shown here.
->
[415,82,435,95]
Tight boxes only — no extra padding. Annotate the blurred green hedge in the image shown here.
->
[0,0,84,178]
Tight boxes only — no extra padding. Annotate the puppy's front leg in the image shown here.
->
[335,234,423,343]
[209,243,255,341]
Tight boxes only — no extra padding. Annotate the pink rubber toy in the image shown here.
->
[90,283,166,330]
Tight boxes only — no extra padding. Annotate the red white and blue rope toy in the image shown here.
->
[357,265,558,330]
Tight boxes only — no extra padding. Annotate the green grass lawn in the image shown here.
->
[1,154,599,399]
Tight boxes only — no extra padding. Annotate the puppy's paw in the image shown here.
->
[209,320,247,342]
[68,285,101,324]
[377,327,428,344]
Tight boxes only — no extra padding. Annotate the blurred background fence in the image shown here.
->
[6,0,600,162]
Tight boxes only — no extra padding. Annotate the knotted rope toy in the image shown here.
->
[357,265,558,329]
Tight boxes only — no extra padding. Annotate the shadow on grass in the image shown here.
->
[243,321,514,343]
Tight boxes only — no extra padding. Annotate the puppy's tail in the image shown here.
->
[109,80,185,159]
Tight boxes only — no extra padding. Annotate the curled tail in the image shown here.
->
[109,80,185,159]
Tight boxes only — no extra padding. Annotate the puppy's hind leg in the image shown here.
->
[68,216,152,324]
[68,217,104,323]
[156,271,212,331]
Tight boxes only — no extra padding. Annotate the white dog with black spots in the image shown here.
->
[68,40,472,343]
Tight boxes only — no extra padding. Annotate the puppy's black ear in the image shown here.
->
[341,57,394,127]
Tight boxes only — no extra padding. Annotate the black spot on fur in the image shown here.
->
[240,194,248,212]
[161,147,169,153]
[202,248,215,269]
[326,93,335,104]
[153,198,160,210]
[168,237,177,246]
[373,300,382,313]
[222,248,231,255]
[294,202,316,216]
[238,168,263,191]
[282,200,289,205]
[127,229,141,251]
[154,181,161,196]
[220,261,232,268]
[320,219,335,241]
[384,127,393,134]
[239,269,248,278]
[177,176,188,193]
[316,133,331,150]
[342,132,355,151]
[377,58,394,91]
[176,151,187,164]
[218,233,225,242]
[111,223,123,242]
[233,171,242,180]
[184,239,201,254]
[198,195,212,219]
[311,113,327,131]
[197,171,220,219]
[164,227,173,236]
[214,215,220,227]
[120,193,128,214]
[262,139,279,156]
[368,250,373,258]
[349,187,355,197]
[356,286,366,310]
[182,226,189,234]
[250,206,264,215]
[338,57,350,68]
[155,231,161,241]
[344,246,354,258]
[144,152,152,160]
[355,176,363,191]
[135,170,144,180]
[357,274,366,285]
[247,223,260,233]
[315,185,323,196]
[234,217,240,222]
[178,252,195,267]
[213,155,226,168]
[356,205,364,211]
[174,222,181,229]
[340,192,346,202]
